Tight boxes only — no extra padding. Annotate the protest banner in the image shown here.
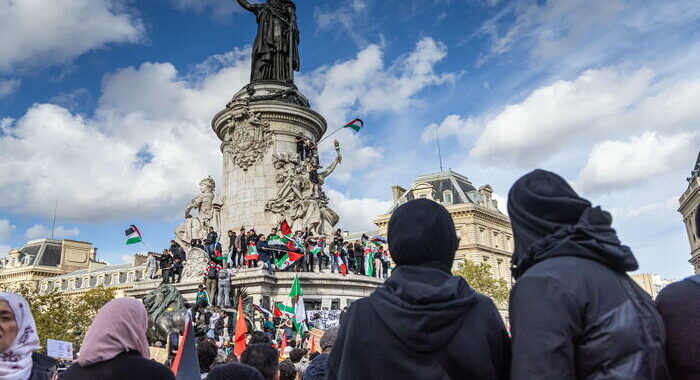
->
[46,339,73,360]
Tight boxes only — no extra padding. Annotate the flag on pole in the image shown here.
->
[124,225,142,245]
[290,275,306,331]
[274,302,295,317]
[171,311,200,380]
[234,296,248,359]
[252,304,273,319]
[365,247,374,277]
[275,251,304,271]
[244,242,259,263]
[280,220,303,251]
[343,118,364,132]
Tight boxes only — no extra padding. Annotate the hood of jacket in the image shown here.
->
[508,169,638,279]
[369,265,477,353]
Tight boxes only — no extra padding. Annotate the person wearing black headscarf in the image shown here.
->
[327,199,511,380]
[206,362,264,380]
[508,169,669,380]
[655,203,700,380]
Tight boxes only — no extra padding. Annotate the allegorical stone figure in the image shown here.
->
[237,0,300,83]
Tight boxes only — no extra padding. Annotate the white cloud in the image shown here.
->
[0,79,20,98]
[0,219,16,242]
[0,49,251,221]
[421,114,477,144]
[0,0,143,73]
[120,254,133,264]
[299,37,456,180]
[576,132,699,194]
[326,189,392,232]
[25,224,81,240]
[470,67,653,164]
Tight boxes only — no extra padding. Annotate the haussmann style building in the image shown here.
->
[679,149,700,273]
[374,170,514,285]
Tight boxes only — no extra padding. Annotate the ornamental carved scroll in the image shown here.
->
[222,107,273,171]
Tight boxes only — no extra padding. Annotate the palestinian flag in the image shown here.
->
[310,246,321,256]
[244,242,259,262]
[365,248,374,277]
[343,118,364,132]
[290,275,306,330]
[274,302,295,318]
[252,304,273,319]
[371,235,387,245]
[171,311,200,379]
[276,251,304,271]
[125,225,142,245]
[268,234,286,247]
[280,220,302,251]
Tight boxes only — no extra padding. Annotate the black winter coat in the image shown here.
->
[62,351,175,380]
[303,353,328,380]
[327,266,511,380]
[655,275,700,380]
[29,352,57,380]
[508,170,669,380]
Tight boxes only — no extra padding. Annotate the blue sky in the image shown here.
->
[0,0,699,279]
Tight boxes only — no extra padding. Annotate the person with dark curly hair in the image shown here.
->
[241,344,278,380]
[279,360,296,380]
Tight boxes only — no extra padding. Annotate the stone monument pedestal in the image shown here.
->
[211,82,335,246]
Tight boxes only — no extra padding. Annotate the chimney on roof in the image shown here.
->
[479,185,494,208]
[391,186,406,201]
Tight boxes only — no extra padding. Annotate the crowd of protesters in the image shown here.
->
[1,169,699,379]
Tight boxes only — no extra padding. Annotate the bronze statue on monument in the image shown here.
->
[237,0,300,83]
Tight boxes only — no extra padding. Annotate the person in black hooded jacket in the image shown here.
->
[654,203,700,380]
[327,198,510,380]
[508,169,669,380]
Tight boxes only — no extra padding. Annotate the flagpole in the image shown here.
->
[317,125,345,145]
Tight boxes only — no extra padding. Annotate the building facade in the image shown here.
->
[679,150,700,273]
[0,239,96,291]
[374,171,514,285]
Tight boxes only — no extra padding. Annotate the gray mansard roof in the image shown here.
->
[387,170,498,213]
[0,239,64,269]
[690,149,700,182]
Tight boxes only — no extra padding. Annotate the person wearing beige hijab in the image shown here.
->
[63,298,174,380]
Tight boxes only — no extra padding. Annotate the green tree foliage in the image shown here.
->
[453,259,510,309]
[0,284,115,351]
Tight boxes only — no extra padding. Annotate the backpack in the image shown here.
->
[218,269,229,281]
[207,266,218,279]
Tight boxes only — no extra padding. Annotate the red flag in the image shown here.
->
[171,313,200,379]
[234,296,248,359]
[280,219,293,236]
[336,253,347,276]
[279,333,287,361]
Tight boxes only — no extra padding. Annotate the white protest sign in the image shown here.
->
[47,339,74,359]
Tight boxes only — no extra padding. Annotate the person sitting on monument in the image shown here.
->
[159,250,173,284]
[63,299,175,380]
[257,234,273,275]
[327,199,511,380]
[205,226,218,256]
[170,240,185,262]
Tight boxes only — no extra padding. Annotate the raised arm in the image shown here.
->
[236,0,262,12]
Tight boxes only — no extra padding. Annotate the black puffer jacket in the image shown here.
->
[508,170,669,380]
